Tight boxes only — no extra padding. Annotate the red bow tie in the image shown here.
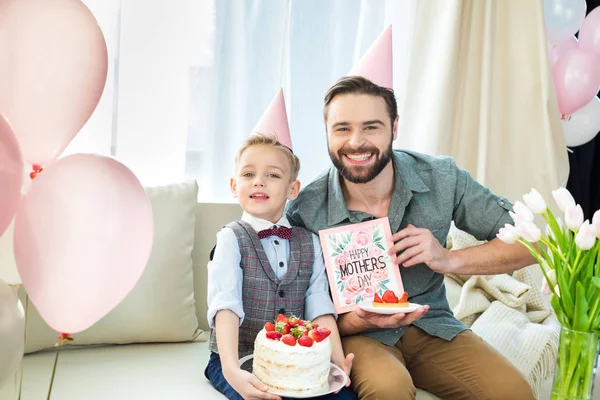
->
[257,226,293,240]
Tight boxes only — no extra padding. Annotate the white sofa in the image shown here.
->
[0,181,564,400]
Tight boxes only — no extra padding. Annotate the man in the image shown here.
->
[286,76,536,400]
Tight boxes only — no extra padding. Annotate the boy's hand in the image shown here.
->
[333,353,354,393]
[226,368,281,400]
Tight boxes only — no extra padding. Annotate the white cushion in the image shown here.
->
[21,181,201,353]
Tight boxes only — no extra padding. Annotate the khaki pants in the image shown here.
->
[342,326,535,400]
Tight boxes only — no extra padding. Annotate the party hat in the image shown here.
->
[252,89,292,150]
[348,25,393,89]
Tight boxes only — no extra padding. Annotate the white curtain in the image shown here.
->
[59,0,417,202]
[200,0,418,201]
[399,0,570,206]
[59,0,567,208]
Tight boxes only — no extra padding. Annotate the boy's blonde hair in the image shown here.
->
[234,133,301,181]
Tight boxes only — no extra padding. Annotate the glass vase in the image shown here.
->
[551,326,599,400]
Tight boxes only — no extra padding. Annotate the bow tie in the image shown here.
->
[257,226,293,240]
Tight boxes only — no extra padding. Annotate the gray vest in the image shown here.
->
[209,220,314,358]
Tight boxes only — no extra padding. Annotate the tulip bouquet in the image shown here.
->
[497,187,599,400]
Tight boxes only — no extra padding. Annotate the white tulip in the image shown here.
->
[516,221,542,242]
[513,201,535,223]
[509,211,524,225]
[523,189,547,214]
[575,220,596,251]
[592,210,600,239]
[552,187,576,212]
[564,205,584,232]
[496,224,520,244]
[541,279,551,295]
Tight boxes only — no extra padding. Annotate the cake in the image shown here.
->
[252,314,332,395]
[373,289,410,308]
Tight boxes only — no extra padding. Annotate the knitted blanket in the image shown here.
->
[446,225,560,399]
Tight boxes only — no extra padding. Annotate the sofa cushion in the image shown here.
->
[21,181,201,353]
[191,202,242,332]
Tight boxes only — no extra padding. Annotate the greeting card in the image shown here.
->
[318,217,404,313]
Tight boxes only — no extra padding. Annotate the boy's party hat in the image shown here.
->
[252,88,292,150]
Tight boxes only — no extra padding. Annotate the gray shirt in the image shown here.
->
[286,149,514,346]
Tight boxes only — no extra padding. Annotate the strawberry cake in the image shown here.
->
[252,314,332,395]
[373,290,409,308]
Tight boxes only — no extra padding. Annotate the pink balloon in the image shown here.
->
[547,36,579,65]
[552,49,600,116]
[14,154,153,334]
[0,115,23,237]
[0,0,108,166]
[579,6,600,57]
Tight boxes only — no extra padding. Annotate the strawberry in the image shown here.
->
[298,335,314,347]
[399,292,409,303]
[304,321,314,330]
[297,325,308,335]
[276,314,288,324]
[290,326,303,339]
[264,321,275,332]
[382,289,398,303]
[316,327,331,339]
[288,315,300,327]
[266,331,282,340]
[275,321,290,335]
[290,325,309,338]
[312,323,318,329]
[308,329,324,343]
[281,334,296,346]
[374,293,383,303]
[296,319,306,327]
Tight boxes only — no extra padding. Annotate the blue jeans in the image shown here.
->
[205,352,358,400]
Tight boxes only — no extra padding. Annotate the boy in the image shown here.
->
[204,131,356,400]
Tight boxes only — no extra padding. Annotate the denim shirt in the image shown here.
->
[286,150,514,346]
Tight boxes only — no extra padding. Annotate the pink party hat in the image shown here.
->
[348,25,393,89]
[252,89,292,150]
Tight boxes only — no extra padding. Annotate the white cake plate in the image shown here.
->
[359,302,423,315]
[238,354,348,398]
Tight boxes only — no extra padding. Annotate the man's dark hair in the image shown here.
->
[323,76,398,126]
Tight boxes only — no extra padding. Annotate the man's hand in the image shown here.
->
[355,305,429,329]
[390,224,457,274]
[224,368,281,400]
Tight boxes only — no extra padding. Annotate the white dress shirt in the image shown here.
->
[206,212,336,328]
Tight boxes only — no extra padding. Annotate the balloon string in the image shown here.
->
[18,291,28,400]
[46,351,60,400]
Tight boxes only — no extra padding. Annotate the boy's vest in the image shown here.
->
[208,220,315,358]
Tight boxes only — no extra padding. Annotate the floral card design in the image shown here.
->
[318,217,404,313]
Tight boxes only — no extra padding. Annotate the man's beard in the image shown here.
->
[328,140,393,184]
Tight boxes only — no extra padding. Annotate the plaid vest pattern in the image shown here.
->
[209,220,314,358]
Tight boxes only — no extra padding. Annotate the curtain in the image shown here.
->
[202,0,417,202]
[399,0,570,210]
[60,0,418,202]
